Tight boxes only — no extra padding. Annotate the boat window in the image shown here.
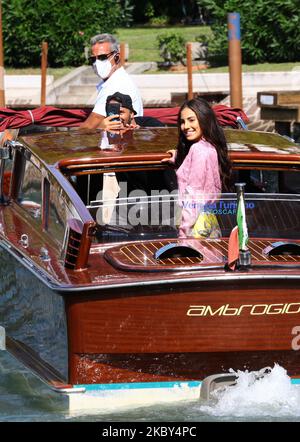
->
[42,178,50,230]
[91,191,300,244]
[217,193,300,240]
[93,191,178,243]
[20,159,42,221]
[0,153,13,198]
[68,166,300,243]
[47,183,67,244]
[234,170,300,194]
[279,171,300,194]
[42,177,65,244]
[69,173,104,206]
[70,167,178,204]
[72,167,300,216]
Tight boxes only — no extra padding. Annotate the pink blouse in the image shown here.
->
[176,139,221,237]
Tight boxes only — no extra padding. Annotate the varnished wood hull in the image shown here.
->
[64,278,300,385]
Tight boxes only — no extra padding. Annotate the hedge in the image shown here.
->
[2,0,124,67]
[198,0,300,65]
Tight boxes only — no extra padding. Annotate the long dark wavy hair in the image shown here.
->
[175,98,232,191]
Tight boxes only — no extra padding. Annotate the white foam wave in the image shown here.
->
[198,364,300,419]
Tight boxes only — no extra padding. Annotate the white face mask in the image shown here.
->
[93,59,112,80]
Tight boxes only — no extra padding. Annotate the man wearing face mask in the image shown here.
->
[80,33,143,130]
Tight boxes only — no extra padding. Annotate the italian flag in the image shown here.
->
[228,193,248,270]
[228,226,239,270]
[237,191,248,251]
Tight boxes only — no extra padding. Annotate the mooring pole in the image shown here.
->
[120,42,126,66]
[41,41,48,106]
[228,12,243,108]
[0,1,5,107]
[187,42,193,100]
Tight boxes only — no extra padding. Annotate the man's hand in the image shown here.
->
[101,115,123,131]
[79,111,124,131]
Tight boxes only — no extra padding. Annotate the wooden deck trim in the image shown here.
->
[104,238,300,273]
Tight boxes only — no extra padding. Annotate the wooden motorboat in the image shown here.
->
[0,126,300,412]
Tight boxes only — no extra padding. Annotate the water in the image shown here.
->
[0,257,300,422]
[1,355,300,422]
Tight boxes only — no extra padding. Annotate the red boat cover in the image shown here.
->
[0,104,249,131]
[0,106,91,131]
[144,105,249,127]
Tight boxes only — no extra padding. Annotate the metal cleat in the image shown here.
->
[200,372,238,400]
[200,367,272,400]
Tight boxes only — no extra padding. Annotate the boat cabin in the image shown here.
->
[0,127,300,275]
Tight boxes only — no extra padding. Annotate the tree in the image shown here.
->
[119,0,135,28]
[2,0,124,67]
[133,1,202,24]
[198,0,300,65]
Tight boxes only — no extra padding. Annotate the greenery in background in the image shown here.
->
[2,0,125,67]
[120,0,135,28]
[156,33,187,64]
[6,61,299,78]
[207,63,300,73]
[116,26,212,62]
[5,67,74,80]
[145,62,300,74]
[2,0,300,69]
[198,0,300,65]
[132,1,204,25]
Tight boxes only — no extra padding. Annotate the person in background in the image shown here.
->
[80,33,143,130]
[77,91,167,205]
[102,92,177,197]
[163,98,232,238]
[105,91,163,129]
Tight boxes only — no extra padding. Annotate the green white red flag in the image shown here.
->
[228,193,249,270]
[237,191,248,251]
[228,225,239,270]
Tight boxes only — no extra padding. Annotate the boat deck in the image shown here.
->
[104,238,300,272]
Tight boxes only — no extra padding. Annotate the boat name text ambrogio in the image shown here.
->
[187,303,300,317]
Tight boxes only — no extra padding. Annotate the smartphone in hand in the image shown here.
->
[105,102,120,121]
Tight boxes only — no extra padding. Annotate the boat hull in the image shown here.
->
[64,278,300,385]
[2,246,300,412]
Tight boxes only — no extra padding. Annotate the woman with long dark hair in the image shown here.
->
[164,97,231,238]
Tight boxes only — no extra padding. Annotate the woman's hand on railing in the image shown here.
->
[161,149,177,164]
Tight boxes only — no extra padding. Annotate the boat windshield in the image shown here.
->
[90,192,300,243]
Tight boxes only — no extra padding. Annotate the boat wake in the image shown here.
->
[197,364,300,420]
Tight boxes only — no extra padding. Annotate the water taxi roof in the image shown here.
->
[19,127,300,171]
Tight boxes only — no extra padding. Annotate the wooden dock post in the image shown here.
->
[120,42,126,66]
[187,42,193,100]
[0,1,5,107]
[41,41,48,106]
[228,12,243,109]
